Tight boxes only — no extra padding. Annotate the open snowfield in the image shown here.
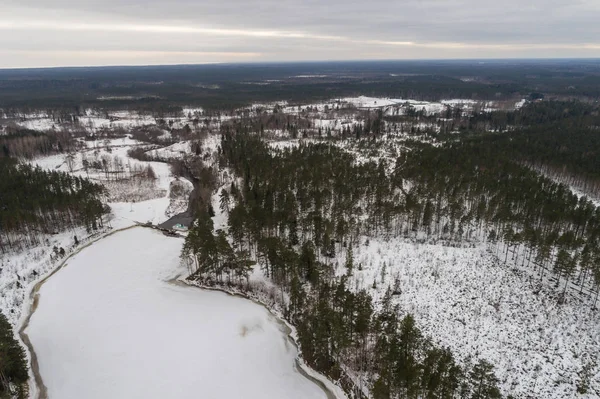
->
[150,141,191,160]
[25,228,332,399]
[339,238,600,398]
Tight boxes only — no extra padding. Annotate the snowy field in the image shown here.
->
[25,228,334,399]
[338,238,600,398]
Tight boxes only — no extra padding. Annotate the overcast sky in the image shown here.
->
[2,0,600,68]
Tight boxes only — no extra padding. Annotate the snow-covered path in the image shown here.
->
[24,227,330,399]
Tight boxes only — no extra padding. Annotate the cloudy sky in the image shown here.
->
[2,0,600,68]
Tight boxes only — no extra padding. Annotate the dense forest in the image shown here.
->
[2,60,600,110]
[0,158,108,252]
[0,312,28,399]
[401,139,600,301]
[0,129,77,159]
[467,101,600,197]
[182,133,506,398]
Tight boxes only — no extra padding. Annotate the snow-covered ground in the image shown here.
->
[335,237,600,398]
[28,137,174,226]
[339,96,507,115]
[1,109,201,133]
[1,107,211,136]
[149,141,191,160]
[261,135,600,398]
[515,99,528,109]
[231,95,522,120]
[165,178,193,217]
[25,228,334,399]
[2,95,524,145]
[1,139,177,328]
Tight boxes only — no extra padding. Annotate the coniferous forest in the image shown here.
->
[0,312,28,399]
[0,158,107,252]
[180,99,600,398]
[183,133,508,398]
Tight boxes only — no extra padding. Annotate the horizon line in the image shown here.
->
[2,57,600,71]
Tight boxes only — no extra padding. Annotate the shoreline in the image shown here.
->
[18,226,346,399]
[17,225,140,399]
[179,279,348,399]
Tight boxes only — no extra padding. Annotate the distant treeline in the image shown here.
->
[470,100,600,130]
[0,128,77,159]
[469,101,600,196]
[3,60,600,110]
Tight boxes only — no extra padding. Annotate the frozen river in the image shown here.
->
[24,227,331,399]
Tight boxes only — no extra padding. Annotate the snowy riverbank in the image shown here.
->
[22,227,342,399]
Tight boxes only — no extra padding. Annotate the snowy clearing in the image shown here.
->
[339,238,600,398]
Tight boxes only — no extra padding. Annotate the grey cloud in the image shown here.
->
[1,0,600,67]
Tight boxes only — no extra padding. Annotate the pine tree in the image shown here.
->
[345,246,354,276]
[0,312,28,398]
[219,188,230,215]
[469,360,502,399]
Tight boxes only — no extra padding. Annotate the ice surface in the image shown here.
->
[26,228,330,399]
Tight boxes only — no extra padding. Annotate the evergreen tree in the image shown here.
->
[345,246,354,276]
[469,360,502,399]
[0,312,28,398]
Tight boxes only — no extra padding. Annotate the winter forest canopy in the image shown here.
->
[4,61,600,398]
[0,158,107,253]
